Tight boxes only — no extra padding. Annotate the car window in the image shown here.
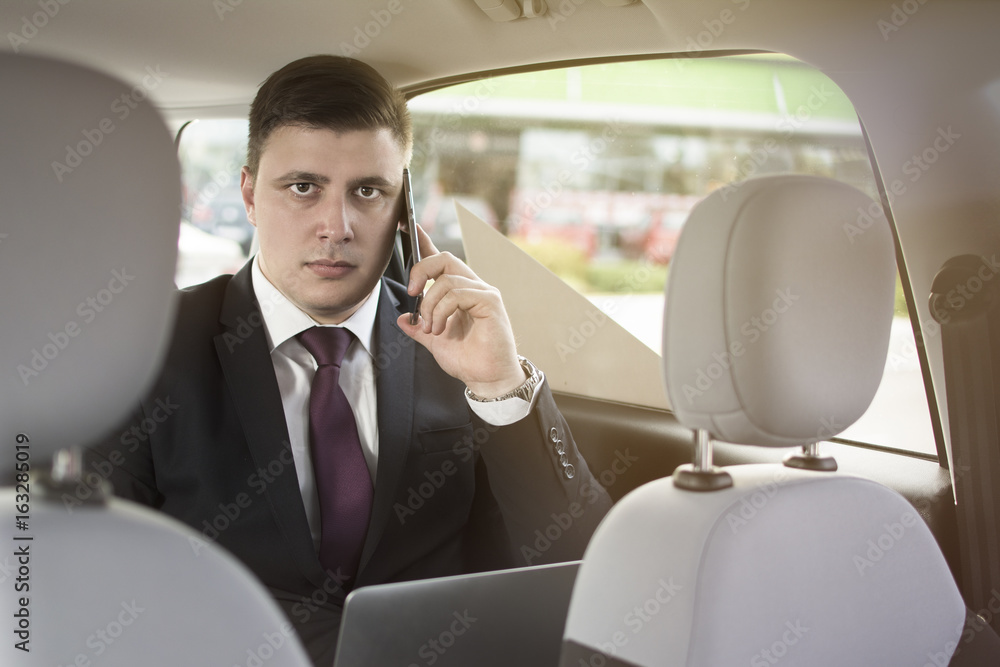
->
[172,56,936,458]
[406,54,937,458]
[174,119,250,288]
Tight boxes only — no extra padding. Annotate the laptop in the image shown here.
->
[333,561,580,667]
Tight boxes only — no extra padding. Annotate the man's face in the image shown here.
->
[241,125,406,324]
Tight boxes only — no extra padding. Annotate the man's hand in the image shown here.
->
[396,224,526,399]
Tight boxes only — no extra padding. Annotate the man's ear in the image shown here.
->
[240,166,256,226]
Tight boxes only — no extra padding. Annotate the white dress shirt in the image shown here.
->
[250,255,542,549]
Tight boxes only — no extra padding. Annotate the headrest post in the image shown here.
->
[783,442,838,472]
[50,447,83,482]
[672,429,734,492]
[695,428,713,470]
[37,447,110,505]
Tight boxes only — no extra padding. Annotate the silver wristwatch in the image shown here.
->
[465,356,542,403]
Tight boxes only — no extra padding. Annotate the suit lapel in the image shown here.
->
[358,280,415,575]
[214,264,327,587]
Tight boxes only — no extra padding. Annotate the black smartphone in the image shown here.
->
[402,168,423,325]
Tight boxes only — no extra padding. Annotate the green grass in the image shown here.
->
[512,239,668,294]
[419,55,858,123]
[584,261,668,294]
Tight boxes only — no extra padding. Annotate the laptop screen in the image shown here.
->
[333,561,580,667]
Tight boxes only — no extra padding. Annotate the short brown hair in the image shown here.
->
[246,55,412,178]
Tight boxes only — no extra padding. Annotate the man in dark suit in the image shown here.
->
[86,55,611,666]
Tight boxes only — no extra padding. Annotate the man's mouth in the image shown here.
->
[306,259,356,278]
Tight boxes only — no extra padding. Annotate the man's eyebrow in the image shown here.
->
[272,170,331,185]
[270,172,400,191]
[346,175,399,191]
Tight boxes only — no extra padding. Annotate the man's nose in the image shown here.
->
[317,195,353,242]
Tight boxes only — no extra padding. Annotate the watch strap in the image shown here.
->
[465,356,541,403]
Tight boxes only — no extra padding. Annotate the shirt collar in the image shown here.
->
[250,253,380,357]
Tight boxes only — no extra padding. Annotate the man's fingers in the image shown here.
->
[418,275,498,333]
[415,223,439,258]
[406,224,440,297]
[407,226,481,292]
[397,312,431,345]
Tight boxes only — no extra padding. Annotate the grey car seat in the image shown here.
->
[559,175,978,666]
[0,53,311,667]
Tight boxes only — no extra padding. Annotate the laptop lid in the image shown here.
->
[333,561,580,667]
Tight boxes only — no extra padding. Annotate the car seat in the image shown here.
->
[0,52,311,667]
[559,175,974,666]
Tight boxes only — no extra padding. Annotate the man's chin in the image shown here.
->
[299,287,376,325]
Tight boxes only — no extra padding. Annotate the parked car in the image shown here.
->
[190,191,255,255]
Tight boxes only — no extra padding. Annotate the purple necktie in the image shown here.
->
[297,326,373,587]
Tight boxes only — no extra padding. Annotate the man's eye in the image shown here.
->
[291,183,316,195]
[356,186,379,199]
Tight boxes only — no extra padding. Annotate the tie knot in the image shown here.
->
[298,326,354,368]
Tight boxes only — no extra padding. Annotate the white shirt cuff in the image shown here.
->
[465,372,546,426]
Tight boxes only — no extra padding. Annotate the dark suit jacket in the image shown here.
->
[86,262,612,665]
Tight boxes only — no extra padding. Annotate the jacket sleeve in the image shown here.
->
[475,379,613,567]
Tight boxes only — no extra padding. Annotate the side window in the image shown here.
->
[174,119,250,288]
[408,55,936,457]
